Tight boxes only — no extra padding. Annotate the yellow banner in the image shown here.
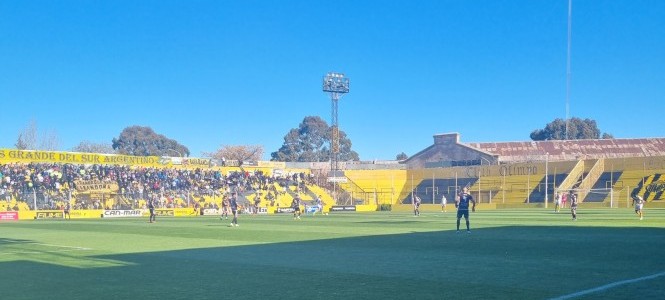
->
[70,210,104,219]
[74,179,120,193]
[0,149,211,168]
[173,208,194,217]
[257,161,286,168]
[0,149,161,165]
[180,158,212,167]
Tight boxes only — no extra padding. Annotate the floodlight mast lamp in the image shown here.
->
[322,72,350,174]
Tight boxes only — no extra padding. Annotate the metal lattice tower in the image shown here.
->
[322,72,349,174]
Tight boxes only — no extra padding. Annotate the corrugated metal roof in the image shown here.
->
[466,138,665,162]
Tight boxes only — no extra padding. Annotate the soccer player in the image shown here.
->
[570,192,578,221]
[192,201,200,216]
[441,194,447,212]
[633,195,645,220]
[230,193,239,227]
[221,195,230,220]
[413,195,421,216]
[253,193,261,215]
[314,195,323,216]
[554,192,561,213]
[148,197,156,223]
[455,187,476,233]
[291,196,302,220]
[63,201,71,220]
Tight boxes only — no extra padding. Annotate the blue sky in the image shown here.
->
[1,0,663,160]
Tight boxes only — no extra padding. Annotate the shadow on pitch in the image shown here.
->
[2,224,665,299]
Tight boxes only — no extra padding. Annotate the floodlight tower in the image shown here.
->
[322,72,350,176]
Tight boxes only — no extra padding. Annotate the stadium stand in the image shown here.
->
[3,133,665,215]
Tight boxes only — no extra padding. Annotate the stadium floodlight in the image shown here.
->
[323,72,350,93]
[322,72,350,173]
[323,72,350,205]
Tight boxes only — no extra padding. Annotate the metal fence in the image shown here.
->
[0,190,210,211]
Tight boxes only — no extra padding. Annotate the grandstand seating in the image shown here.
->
[3,149,665,212]
[343,169,408,205]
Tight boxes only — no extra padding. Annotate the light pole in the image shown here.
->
[323,72,349,205]
[545,152,549,209]
[322,72,349,174]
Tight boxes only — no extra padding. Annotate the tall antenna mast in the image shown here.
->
[565,0,572,140]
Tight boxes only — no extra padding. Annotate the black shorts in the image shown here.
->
[293,206,301,212]
[457,209,469,219]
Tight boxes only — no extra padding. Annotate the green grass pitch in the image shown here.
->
[1,208,664,300]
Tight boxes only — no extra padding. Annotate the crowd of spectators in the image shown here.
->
[0,162,320,211]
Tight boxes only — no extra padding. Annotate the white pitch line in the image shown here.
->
[32,243,91,251]
[0,248,91,255]
[0,241,92,255]
[550,271,665,300]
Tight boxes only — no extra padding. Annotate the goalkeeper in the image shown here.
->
[455,187,476,233]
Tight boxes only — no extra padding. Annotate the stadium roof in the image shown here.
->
[466,137,665,162]
[406,133,665,168]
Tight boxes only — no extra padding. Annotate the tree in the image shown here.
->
[15,120,37,150]
[39,129,60,151]
[15,133,30,150]
[203,145,264,162]
[336,129,359,162]
[396,152,408,160]
[112,126,190,157]
[530,118,613,141]
[72,141,117,154]
[271,116,359,162]
[14,120,60,150]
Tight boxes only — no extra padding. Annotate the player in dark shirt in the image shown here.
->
[148,197,156,223]
[221,196,230,220]
[192,201,200,216]
[291,196,301,220]
[455,187,476,233]
[570,192,578,221]
[63,202,71,220]
[230,193,239,227]
[253,194,261,215]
